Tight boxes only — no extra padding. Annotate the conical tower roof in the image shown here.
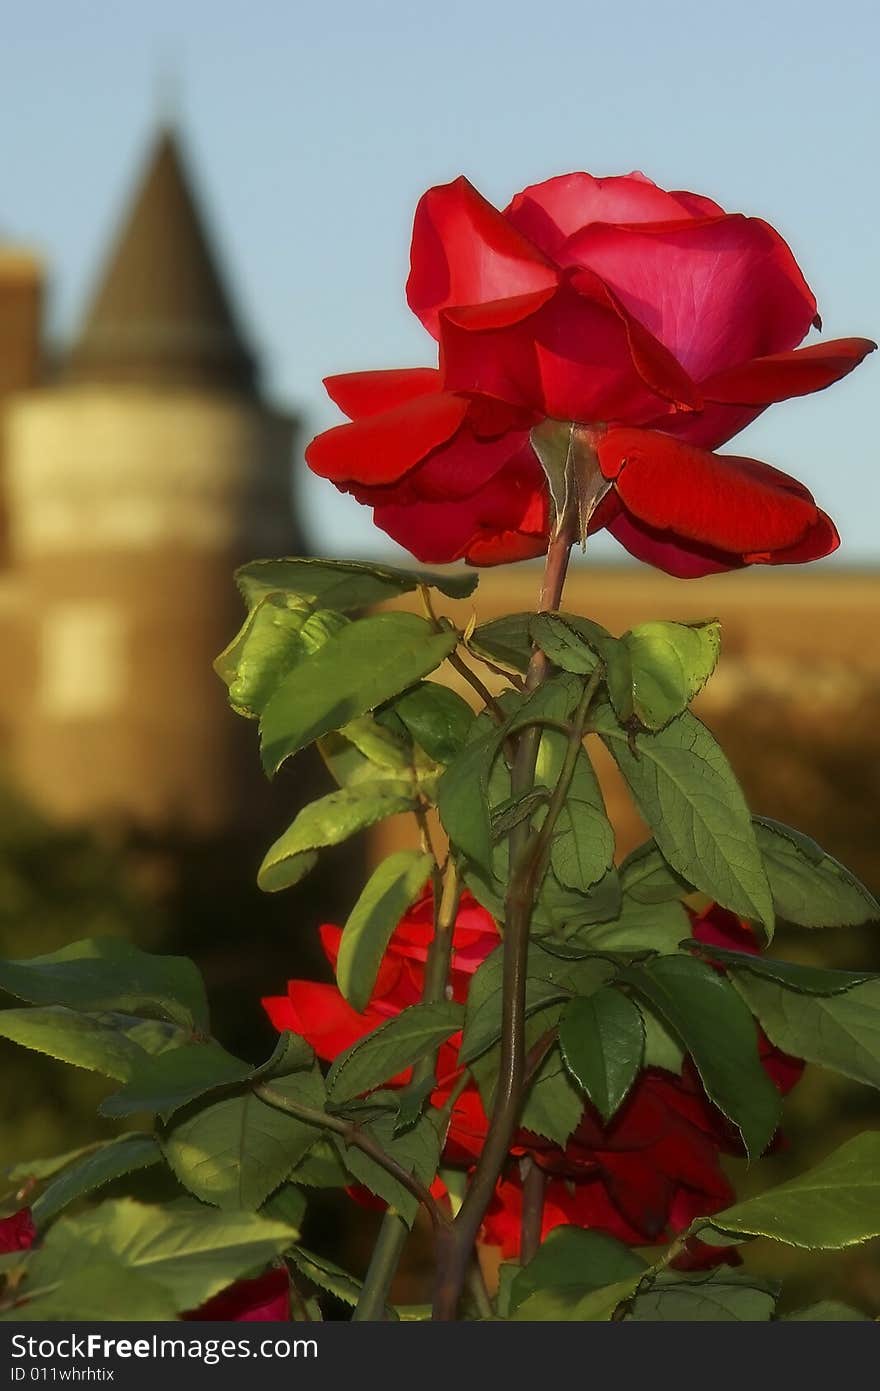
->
[66,128,257,394]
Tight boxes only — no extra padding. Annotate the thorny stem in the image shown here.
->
[254,1084,449,1234]
[519,1157,546,1266]
[351,1209,410,1323]
[432,523,577,1320]
[466,1262,495,1320]
[447,649,509,726]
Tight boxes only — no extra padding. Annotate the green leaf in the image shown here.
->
[640,1003,685,1075]
[2,1260,179,1322]
[754,817,880,927]
[259,1182,308,1232]
[214,594,347,718]
[471,678,613,897]
[468,614,535,672]
[618,839,692,904]
[784,1301,870,1321]
[505,672,583,736]
[698,1132,880,1249]
[392,682,475,764]
[99,1042,253,1119]
[689,942,875,995]
[4,1143,115,1184]
[513,1273,644,1322]
[626,1268,777,1322]
[336,851,434,1012]
[254,1030,316,1080]
[519,1048,585,1145]
[326,1002,464,1102]
[509,1227,644,1313]
[24,1198,299,1312]
[582,898,691,956]
[235,556,478,611]
[258,784,418,893]
[0,1006,146,1080]
[163,1065,325,1210]
[0,937,208,1030]
[605,620,721,731]
[559,989,644,1121]
[334,1102,442,1226]
[436,728,497,871]
[260,612,458,774]
[549,801,615,894]
[621,956,781,1157]
[731,974,880,1091]
[594,704,773,933]
[287,1245,364,1308]
[340,714,414,772]
[529,613,605,675]
[31,1134,162,1227]
[284,1138,351,1189]
[461,944,612,1063]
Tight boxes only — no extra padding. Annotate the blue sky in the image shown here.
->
[2,0,877,561]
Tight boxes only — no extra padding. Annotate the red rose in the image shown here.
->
[484,1067,739,1262]
[0,1208,36,1253]
[307,171,874,573]
[184,1268,291,1322]
[263,889,498,1160]
[264,893,803,1261]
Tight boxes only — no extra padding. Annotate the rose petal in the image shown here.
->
[441,281,688,423]
[305,391,468,485]
[701,337,876,404]
[324,367,443,419]
[373,451,547,564]
[0,1208,36,1253]
[599,427,819,552]
[406,176,558,338]
[748,509,840,566]
[505,171,715,258]
[364,422,531,505]
[559,214,817,380]
[606,510,741,577]
[262,982,388,1062]
[569,267,701,410]
[668,189,726,218]
[184,1269,290,1322]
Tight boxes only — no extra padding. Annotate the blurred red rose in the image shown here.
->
[483,902,803,1261]
[263,889,498,1161]
[184,1268,291,1322]
[0,1208,36,1253]
[307,171,873,573]
[263,891,803,1262]
[484,1067,739,1263]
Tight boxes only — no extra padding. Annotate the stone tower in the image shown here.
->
[1,128,303,832]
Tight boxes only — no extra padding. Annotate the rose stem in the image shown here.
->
[432,522,574,1320]
[519,1157,546,1266]
[353,862,461,1321]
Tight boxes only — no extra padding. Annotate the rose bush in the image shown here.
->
[306,171,874,574]
[263,894,802,1265]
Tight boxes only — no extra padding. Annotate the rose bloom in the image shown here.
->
[306,171,874,574]
[263,894,801,1259]
[486,903,801,1262]
[184,1268,291,1321]
[0,1207,36,1253]
[263,889,496,1163]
